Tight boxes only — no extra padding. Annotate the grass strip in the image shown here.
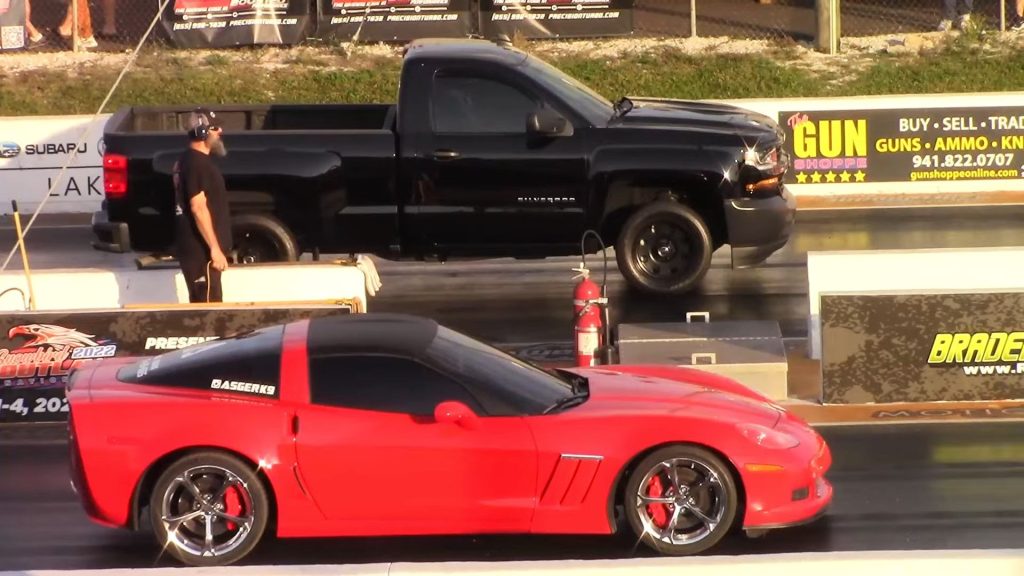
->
[2,36,1023,116]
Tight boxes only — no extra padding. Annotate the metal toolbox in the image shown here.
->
[615,312,789,400]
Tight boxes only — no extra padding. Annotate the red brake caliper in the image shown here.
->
[646,475,669,528]
[223,485,243,531]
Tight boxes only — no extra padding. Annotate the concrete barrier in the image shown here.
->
[0,260,373,313]
[7,550,1024,576]
[806,247,1024,359]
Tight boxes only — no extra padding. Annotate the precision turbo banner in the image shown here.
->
[778,106,1024,185]
[316,0,471,42]
[479,0,634,38]
[0,306,349,423]
[162,0,311,48]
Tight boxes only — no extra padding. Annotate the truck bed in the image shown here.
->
[106,104,397,134]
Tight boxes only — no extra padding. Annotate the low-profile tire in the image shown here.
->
[148,451,269,567]
[623,445,739,556]
[232,213,299,264]
[615,201,713,296]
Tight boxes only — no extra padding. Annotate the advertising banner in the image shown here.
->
[316,0,471,42]
[0,305,349,423]
[779,106,1024,186]
[0,115,109,215]
[820,291,1024,404]
[161,0,311,48]
[0,0,26,51]
[479,0,634,39]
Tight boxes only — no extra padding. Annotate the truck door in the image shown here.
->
[409,68,589,254]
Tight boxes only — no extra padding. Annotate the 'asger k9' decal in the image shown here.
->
[210,378,278,398]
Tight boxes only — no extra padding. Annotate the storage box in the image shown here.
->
[616,313,789,400]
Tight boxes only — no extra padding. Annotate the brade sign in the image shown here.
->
[0,114,110,215]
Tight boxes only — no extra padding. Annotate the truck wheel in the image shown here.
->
[616,202,713,295]
[232,213,299,264]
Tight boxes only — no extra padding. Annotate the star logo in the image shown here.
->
[810,172,823,183]
[796,172,808,183]
[825,171,837,183]
[854,170,866,182]
[840,171,851,183]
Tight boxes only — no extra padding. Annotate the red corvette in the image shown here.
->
[67,313,832,566]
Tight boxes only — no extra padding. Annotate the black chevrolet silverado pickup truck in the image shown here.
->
[93,37,794,295]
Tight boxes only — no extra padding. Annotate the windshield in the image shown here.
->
[521,53,615,127]
[424,326,574,416]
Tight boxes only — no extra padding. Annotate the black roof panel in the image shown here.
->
[306,313,439,357]
[403,37,529,67]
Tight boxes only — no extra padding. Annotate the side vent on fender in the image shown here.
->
[540,454,603,507]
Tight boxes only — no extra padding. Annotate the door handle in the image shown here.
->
[432,149,460,160]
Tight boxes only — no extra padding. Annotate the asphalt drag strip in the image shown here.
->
[4,421,1024,570]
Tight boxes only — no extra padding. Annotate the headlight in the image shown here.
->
[737,422,800,450]
[740,145,788,196]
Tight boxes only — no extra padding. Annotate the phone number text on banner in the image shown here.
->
[480,0,634,38]
[779,106,1024,185]
[317,0,471,42]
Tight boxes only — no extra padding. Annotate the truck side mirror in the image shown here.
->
[527,108,572,138]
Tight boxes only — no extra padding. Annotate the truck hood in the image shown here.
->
[610,97,782,140]
[566,366,784,427]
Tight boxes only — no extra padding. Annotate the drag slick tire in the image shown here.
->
[624,445,739,556]
[615,201,713,296]
[232,213,299,264]
[149,451,269,567]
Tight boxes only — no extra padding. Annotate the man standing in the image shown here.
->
[172,107,232,303]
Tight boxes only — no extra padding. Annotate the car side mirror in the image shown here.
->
[527,107,572,138]
[434,401,480,429]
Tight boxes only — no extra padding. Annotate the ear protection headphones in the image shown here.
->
[186,109,216,142]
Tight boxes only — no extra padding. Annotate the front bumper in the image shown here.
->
[91,208,130,253]
[741,428,833,530]
[724,186,796,268]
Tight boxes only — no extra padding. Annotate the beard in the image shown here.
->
[209,138,227,157]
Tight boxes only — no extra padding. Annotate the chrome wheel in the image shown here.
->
[635,457,726,546]
[624,445,738,556]
[159,465,256,559]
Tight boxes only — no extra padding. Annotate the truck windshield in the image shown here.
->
[521,54,614,127]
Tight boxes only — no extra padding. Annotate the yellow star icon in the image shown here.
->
[854,170,866,182]
[840,171,852,183]
[796,172,808,183]
[810,172,823,183]
[825,171,837,183]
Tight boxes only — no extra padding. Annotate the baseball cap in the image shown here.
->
[186,107,223,135]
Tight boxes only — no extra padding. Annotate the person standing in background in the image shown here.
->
[172,108,232,303]
[1012,0,1024,31]
[938,0,973,31]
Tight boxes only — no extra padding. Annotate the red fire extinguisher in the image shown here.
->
[573,263,603,367]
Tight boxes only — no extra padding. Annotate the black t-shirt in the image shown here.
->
[173,149,232,261]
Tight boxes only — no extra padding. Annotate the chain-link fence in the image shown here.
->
[2,0,1021,53]
[633,0,1018,42]
[13,0,164,51]
[633,0,814,41]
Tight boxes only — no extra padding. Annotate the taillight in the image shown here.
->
[103,153,127,199]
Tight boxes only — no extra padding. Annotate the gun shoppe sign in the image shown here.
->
[317,0,471,42]
[779,106,1024,185]
[480,0,634,38]
[162,0,311,48]
[0,306,349,423]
